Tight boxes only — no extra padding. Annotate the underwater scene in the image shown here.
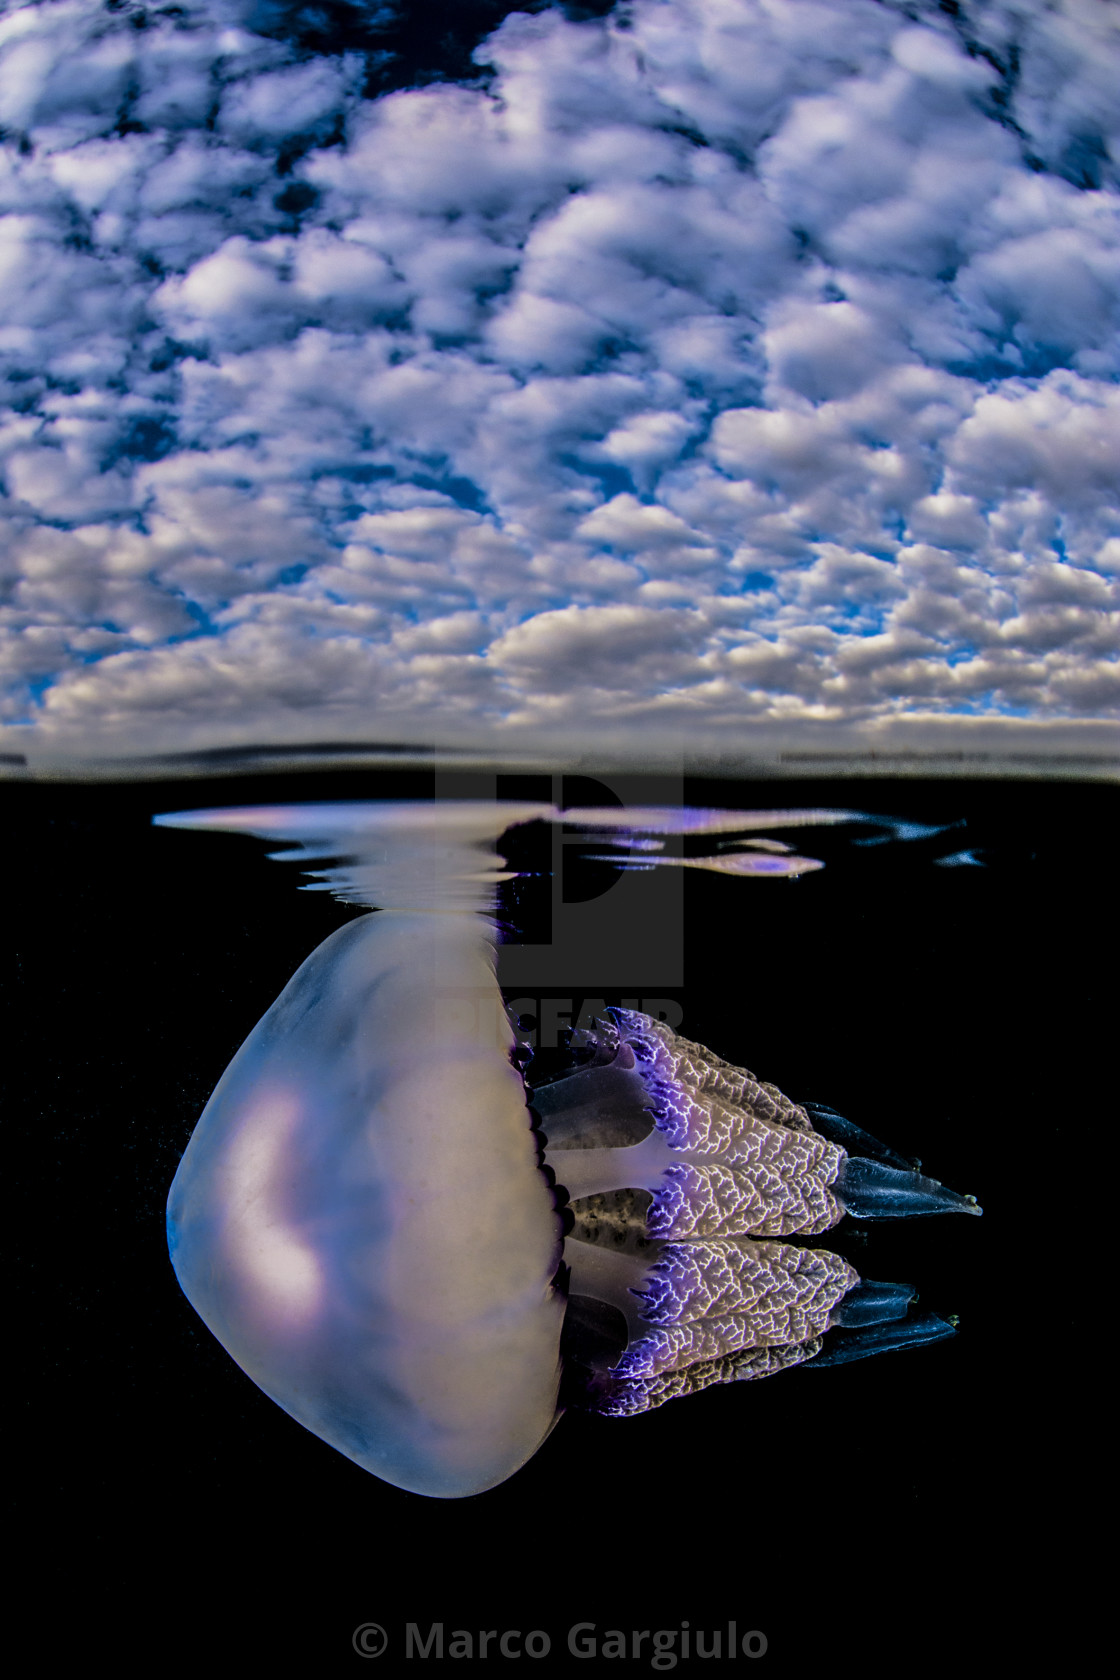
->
[8,760,1111,1669]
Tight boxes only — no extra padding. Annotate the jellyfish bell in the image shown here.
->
[167,908,566,1499]
[161,802,980,1498]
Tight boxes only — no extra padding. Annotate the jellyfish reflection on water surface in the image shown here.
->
[161,802,980,1499]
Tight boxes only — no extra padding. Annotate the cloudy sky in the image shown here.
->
[1,0,1118,760]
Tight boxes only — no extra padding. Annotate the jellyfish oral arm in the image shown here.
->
[546,1133,673,1204]
[531,1011,980,1418]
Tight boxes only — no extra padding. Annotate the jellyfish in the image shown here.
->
[163,803,980,1498]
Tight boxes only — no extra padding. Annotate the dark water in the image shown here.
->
[6,765,1109,1669]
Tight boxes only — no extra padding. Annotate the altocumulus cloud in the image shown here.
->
[1,0,1118,755]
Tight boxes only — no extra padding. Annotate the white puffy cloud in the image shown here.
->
[1,0,1118,756]
[489,602,710,708]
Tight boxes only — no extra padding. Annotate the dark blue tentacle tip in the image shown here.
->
[802,1102,919,1172]
[830,1278,917,1330]
[836,1156,983,1220]
[806,1311,960,1370]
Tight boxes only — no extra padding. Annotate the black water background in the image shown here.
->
[5,767,1107,1670]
